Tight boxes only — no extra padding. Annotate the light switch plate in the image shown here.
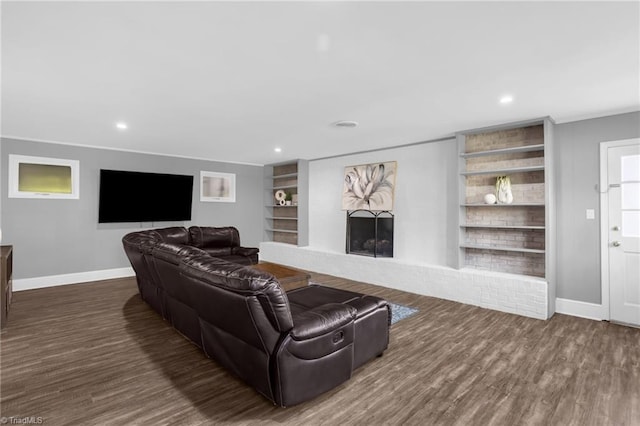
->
[586,209,595,219]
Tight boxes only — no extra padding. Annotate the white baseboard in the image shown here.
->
[11,263,608,323]
[555,298,605,321]
[13,267,135,291]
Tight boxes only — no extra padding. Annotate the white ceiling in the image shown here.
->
[2,1,639,165]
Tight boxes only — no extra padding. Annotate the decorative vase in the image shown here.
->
[484,193,497,204]
[496,176,513,204]
[275,190,286,204]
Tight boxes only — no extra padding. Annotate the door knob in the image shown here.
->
[613,226,620,231]
[612,241,621,247]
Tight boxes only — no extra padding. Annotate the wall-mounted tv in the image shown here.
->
[98,169,194,223]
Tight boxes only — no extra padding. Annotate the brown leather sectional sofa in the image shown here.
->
[122,226,390,407]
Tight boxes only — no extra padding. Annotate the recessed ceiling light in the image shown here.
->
[116,122,128,130]
[499,95,514,104]
[334,120,358,128]
[274,147,282,153]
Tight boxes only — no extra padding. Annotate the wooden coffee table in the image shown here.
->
[250,262,310,291]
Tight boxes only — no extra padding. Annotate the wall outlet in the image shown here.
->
[586,209,595,219]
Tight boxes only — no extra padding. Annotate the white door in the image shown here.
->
[608,143,640,326]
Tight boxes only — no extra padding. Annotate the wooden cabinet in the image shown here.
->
[264,160,308,246]
[1,245,13,329]
[457,119,555,280]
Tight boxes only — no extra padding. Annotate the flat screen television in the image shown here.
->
[98,169,194,223]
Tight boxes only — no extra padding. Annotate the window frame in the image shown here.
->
[8,154,80,199]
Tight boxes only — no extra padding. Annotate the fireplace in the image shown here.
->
[346,210,394,258]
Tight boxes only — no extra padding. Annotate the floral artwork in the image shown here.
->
[342,161,397,211]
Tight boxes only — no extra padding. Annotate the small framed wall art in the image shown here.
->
[200,171,236,203]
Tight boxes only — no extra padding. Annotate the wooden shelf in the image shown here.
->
[268,204,298,208]
[462,203,545,207]
[460,144,544,158]
[461,165,544,176]
[461,224,545,230]
[267,172,298,179]
[266,228,298,234]
[266,217,298,220]
[270,184,298,190]
[460,244,545,254]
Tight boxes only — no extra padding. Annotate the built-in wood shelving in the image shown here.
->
[264,161,304,245]
[458,120,554,280]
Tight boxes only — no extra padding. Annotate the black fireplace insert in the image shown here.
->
[346,210,394,258]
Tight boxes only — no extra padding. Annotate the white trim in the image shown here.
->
[599,138,640,321]
[13,267,135,292]
[0,135,263,167]
[3,110,637,168]
[555,298,605,321]
[552,107,640,125]
[600,142,610,320]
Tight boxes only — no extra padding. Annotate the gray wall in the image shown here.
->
[0,138,264,279]
[554,111,640,303]
[305,111,640,305]
[2,111,639,303]
[307,139,459,267]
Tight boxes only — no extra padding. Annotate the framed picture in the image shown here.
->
[200,171,236,203]
[342,161,397,211]
[8,154,80,199]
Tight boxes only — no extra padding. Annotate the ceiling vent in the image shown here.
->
[334,120,358,128]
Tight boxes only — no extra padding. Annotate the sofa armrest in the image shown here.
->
[291,303,356,340]
[274,303,357,406]
[232,246,259,257]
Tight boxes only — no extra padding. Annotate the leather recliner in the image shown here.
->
[122,227,390,407]
[188,226,259,265]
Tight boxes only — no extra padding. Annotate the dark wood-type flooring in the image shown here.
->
[1,273,639,425]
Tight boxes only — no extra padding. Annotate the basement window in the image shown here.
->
[8,154,80,199]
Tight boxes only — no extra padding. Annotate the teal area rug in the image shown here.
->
[388,302,419,325]
[306,282,418,325]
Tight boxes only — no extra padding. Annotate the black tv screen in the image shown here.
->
[98,169,194,223]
